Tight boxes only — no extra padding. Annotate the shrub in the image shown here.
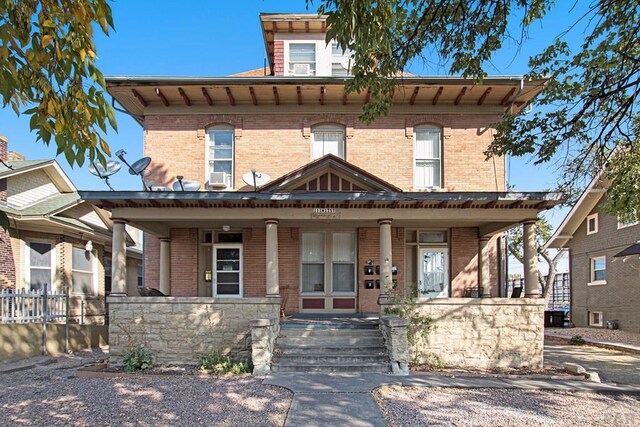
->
[568,335,586,345]
[123,345,154,372]
[199,352,252,374]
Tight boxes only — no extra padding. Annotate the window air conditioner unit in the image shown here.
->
[293,63,310,76]
[209,172,228,190]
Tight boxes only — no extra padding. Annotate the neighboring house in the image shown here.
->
[80,13,562,368]
[547,170,640,332]
[0,135,143,324]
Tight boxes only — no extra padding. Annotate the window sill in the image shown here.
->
[586,231,598,235]
[587,280,607,286]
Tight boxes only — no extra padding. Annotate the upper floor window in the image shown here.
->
[289,43,316,76]
[586,213,598,235]
[312,125,345,160]
[617,215,638,229]
[331,42,352,77]
[206,126,234,189]
[414,126,442,189]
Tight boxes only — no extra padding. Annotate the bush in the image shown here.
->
[199,352,252,374]
[568,335,586,345]
[123,345,154,372]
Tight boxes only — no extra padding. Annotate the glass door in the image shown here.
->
[213,244,242,297]
[419,248,449,298]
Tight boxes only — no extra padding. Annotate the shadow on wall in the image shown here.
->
[0,323,108,361]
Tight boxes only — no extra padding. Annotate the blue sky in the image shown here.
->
[1,0,586,272]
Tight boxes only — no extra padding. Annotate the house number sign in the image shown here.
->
[311,208,340,219]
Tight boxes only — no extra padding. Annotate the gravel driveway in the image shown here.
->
[0,358,292,427]
[375,386,640,427]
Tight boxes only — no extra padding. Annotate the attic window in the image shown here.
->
[587,213,598,235]
[289,43,316,76]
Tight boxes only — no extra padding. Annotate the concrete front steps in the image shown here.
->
[272,318,390,373]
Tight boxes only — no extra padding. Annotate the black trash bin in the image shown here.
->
[544,310,565,327]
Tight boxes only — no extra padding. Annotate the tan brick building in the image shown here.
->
[547,171,640,332]
[81,14,561,368]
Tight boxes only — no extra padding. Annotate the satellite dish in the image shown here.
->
[116,149,152,191]
[172,177,201,191]
[339,57,351,70]
[242,170,271,190]
[88,160,122,191]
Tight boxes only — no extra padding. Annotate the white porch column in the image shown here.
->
[523,220,540,297]
[159,238,171,296]
[265,219,279,297]
[111,219,127,296]
[479,237,491,297]
[379,219,393,294]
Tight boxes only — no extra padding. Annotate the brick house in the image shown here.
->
[0,135,143,323]
[547,170,640,332]
[81,14,562,369]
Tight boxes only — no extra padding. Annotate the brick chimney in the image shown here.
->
[0,133,16,289]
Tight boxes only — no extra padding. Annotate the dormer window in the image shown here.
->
[331,43,352,77]
[289,43,316,76]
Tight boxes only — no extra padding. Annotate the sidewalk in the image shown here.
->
[0,348,107,374]
[265,372,640,426]
[545,331,640,354]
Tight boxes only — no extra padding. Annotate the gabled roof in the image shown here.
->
[258,154,402,192]
[545,170,608,249]
[0,159,75,193]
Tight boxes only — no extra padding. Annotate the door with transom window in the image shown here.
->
[300,231,357,312]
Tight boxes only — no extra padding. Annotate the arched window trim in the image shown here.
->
[413,124,443,190]
[311,124,346,160]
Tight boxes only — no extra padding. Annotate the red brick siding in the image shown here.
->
[0,136,15,289]
[243,227,265,297]
[144,234,160,290]
[450,227,479,297]
[273,41,284,76]
[169,228,198,296]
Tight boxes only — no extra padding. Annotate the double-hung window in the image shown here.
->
[312,126,345,160]
[289,43,316,76]
[331,43,352,76]
[589,256,606,285]
[331,232,356,293]
[72,247,96,296]
[301,232,325,293]
[414,126,442,189]
[26,242,54,292]
[207,127,234,189]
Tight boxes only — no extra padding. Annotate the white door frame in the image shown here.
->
[212,243,243,298]
[418,247,449,298]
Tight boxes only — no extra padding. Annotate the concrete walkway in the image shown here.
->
[545,342,640,385]
[265,372,640,426]
[545,331,640,353]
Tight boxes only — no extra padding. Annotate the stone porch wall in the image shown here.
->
[107,296,280,365]
[383,298,545,369]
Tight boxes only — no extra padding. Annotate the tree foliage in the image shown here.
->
[316,0,640,220]
[0,0,116,166]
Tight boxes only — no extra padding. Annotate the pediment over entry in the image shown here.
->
[259,154,402,192]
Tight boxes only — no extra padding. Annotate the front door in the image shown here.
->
[300,231,357,312]
[419,248,449,298]
[213,244,242,297]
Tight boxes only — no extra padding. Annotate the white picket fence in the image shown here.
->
[0,287,67,323]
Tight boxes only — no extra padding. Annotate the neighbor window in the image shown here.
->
[26,242,53,292]
[288,43,316,76]
[589,256,606,285]
[312,126,345,160]
[617,215,638,229]
[414,126,442,189]
[589,311,603,327]
[72,247,96,295]
[206,126,234,189]
[331,42,353,76]
[586,213,598,234]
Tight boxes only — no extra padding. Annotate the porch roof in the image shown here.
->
[79,190,562,210]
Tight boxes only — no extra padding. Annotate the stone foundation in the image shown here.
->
[107,296,281,365]
[250,318,280,375]
[379,316,409,375]
[381,298,545,369]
